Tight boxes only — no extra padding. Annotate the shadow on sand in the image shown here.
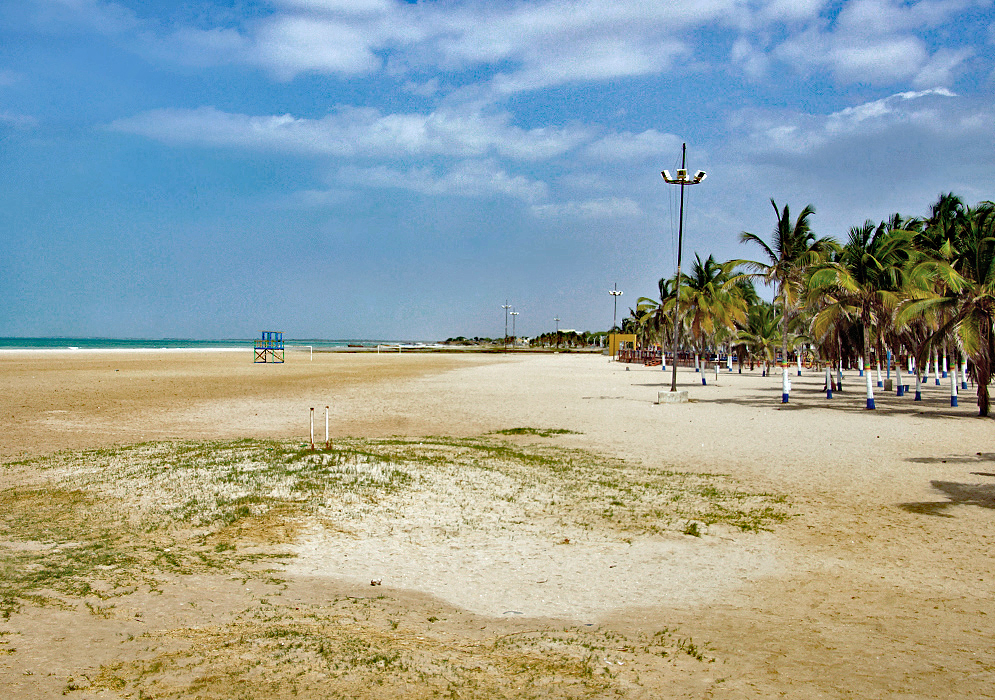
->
[640,383,975,420]
[900,453,995,515]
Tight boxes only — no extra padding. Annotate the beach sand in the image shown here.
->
[2,349,994,698]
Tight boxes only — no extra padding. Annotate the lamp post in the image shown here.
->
[661,144,707,392]
[609,284,623,361]
[510,309,519,347]
[502,301,512,351]
[554,316,560,348]
[609,283,623,331]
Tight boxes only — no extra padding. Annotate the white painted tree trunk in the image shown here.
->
[951,366,959,407]
[865,356,875,409]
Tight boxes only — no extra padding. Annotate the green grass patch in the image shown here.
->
[491,427,581,437]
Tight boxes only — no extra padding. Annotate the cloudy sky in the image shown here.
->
[1,0,992,340]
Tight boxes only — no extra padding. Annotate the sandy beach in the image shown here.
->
[2,349,994,698]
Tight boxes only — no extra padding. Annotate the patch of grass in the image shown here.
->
[87,603,716,699]
[491,427,581,437]
[682,521,702,537]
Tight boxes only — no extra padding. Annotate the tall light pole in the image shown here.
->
[510,309,519,346]
[609,284,623,361]
[554,316,560,348]
[502,301,512,351]
[609,283,623,331]
[661,144,707,392]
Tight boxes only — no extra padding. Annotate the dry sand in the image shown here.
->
[2,348,994,698]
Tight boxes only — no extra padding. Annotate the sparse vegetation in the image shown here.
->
[0,436,789,620]
[1,435,788,696]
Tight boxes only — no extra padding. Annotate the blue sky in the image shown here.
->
[1,0,993,340]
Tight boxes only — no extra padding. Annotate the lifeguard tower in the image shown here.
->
[254,331,285,363]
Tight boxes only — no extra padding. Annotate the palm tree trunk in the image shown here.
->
[978,317,992,417]
[863,324,875,409]
[781,294,789,403]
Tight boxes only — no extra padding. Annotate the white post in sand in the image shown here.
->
[961,356,968,390]
[914,365,923,401]
[896,362,904,397]
[876,359,883,388]
[714,361,719,384]
[325,406,330,448]
[942,346,948,378]
[951,366,959,407]
[310,407,315,449]
[796,352,802,376]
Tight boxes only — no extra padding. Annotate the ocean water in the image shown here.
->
[0,337,427,351]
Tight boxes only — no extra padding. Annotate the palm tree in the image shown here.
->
[681,254,748,383]
[737,300,781,376]
[900,201,995,415]
[737,200,836,402]
[636,276,677,364]
[809,220,914,408]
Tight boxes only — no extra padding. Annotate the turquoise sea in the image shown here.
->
[0,338,427,351]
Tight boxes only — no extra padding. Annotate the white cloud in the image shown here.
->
[738,87,964,155]
[775,28,929,84]
[730,38,771,79]
[26,0,141,35]
[0,111,38,129]
[274,0,396,15]
[108,106,588,161]
[771,0,988,85]
[531,197,642,219]
[913,47,975,87]
[0,69,22,86]
[250,15,384,79]
[337,160,549,202]
[584,129,683,161]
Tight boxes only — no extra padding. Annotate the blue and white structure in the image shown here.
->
[865,361,876,409]
[951,365,959,407]
[876,359,883,388]
[961,357,968,390]
[914,366,923,401]
[896,363,905,397]
[782,361,790,403]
